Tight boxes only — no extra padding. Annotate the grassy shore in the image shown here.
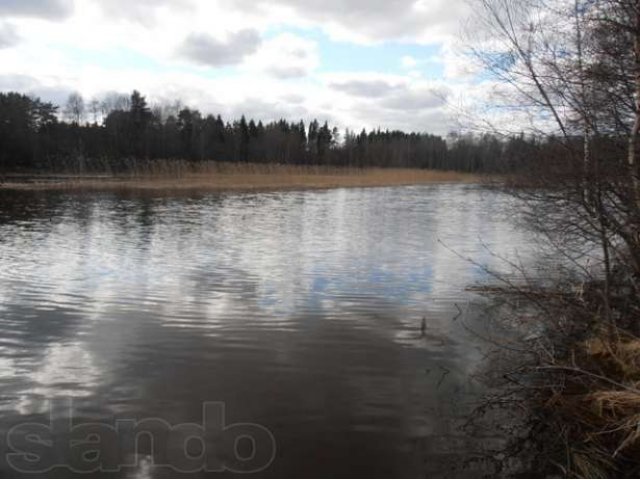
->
[1,162,486,192]
[474,274,640,477]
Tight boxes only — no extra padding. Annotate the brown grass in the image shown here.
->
[536,329,640,477]
[473,275,640,477]
[1,161,488,192]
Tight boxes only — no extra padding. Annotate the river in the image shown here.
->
[0,184,535,477]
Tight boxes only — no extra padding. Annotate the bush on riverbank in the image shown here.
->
[472,263,640,478]
[531,284,640,478]
[456,0,640,474]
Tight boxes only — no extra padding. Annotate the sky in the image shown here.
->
[0,0,489,135]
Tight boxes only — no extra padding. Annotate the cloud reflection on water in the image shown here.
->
[0,185,534,476]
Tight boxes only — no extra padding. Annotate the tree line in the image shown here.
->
[0,89,536,174]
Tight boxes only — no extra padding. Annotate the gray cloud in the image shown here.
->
[350,97,451,134]
[231,0,469,42]
[330,79,398,98]
[381,87,449,111]
[0,23,19,48]
[97,0,192,26]
[0,74,36,91]
[0,0,74,20]
[0,74,74,106]
[225,97,309,123]
[329,81,452,133]
[280,94,305,104]
[266,65,308,79]
[330,80,449,110]
[148,88,311,125]
[177,30,261,67]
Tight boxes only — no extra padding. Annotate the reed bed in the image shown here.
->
[1,160,485,192]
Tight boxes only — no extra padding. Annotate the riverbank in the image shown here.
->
[475,271,640,478]
[0,163,487,192]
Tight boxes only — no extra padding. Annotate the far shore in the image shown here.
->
[0,163,490,193]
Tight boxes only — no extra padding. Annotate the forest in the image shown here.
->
[0,89,536,174]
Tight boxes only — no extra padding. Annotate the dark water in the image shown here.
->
[0,185,534,477]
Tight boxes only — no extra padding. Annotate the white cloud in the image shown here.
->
[0,23,19,49]
[0,0,490,135]
[438,42,484,80]
[244,33,319,79]
[401,55,418,68]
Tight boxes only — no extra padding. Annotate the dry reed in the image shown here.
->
[1,161,487,192]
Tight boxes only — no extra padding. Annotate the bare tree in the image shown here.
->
[64,92,85,125]
[88,98,100,125]
[470,0,640,475]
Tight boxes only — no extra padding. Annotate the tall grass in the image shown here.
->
[2,159,485,191]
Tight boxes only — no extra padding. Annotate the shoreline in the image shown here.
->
[0,166,490,193]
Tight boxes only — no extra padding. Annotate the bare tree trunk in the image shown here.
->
[629,3,640,208]
[575,0,594,209]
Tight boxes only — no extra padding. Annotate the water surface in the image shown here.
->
[0,185,533,477]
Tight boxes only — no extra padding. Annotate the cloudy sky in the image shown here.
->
[0,0,487,134]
